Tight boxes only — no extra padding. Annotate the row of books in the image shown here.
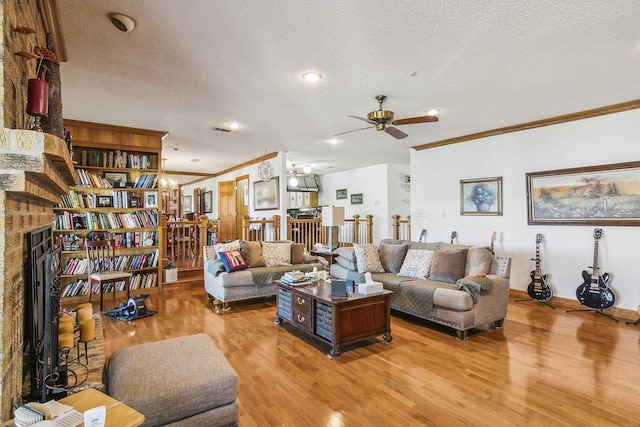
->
[58,234,86,251]
[62,258,89,275]
[54,209,158,230]
[132,174,158,189]
[59,190,153,209]
[75,169,112,188]
[113,231,157,248]
[73,150,157,170]
[62,249,159,276]
[61,272,159,297]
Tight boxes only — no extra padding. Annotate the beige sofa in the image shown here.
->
[204,240,322,307]
[330,240,511,340]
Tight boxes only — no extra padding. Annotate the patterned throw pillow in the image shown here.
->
[398,249,434,279]
[215,240,241,253]
[218,250,248,272]
[262,241,292,267]
[353,243,385,274]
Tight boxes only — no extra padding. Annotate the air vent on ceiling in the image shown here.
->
[212,127,232,133]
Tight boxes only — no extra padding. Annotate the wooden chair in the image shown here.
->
[85,238,131,311]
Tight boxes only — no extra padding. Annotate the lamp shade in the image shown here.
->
[322,206,345,227]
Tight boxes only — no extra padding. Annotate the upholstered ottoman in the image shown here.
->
[108,333,239,426]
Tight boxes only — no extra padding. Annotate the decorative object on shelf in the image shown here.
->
[14,27,58,131]
[460,177,503,216]
[254,177,279,210]
[527,161,640,226]
[350,193,363,205]
[322,206,345,250]
[144,191,158,208]
[103,171,128,185]
[336,188,347,200]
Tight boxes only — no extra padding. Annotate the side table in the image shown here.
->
[310,251,336,268]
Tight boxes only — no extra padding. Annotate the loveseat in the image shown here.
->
[330,240,511,340]
[204,240,323,308]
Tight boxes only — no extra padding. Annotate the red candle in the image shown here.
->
[27,78,48,116]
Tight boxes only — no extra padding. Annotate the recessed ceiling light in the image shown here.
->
[302,71,323,83]
[425,109,439,116]
[327,138,339,145]
[226,122,242,130]
[191,159,200,162]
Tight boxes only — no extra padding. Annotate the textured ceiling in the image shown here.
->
[58,1,640,177]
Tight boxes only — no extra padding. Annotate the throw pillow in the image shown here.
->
[380,243,410,274]
[218,250,248,272]
[203,246,218,261]
[215,239,241,253]
[333,246,356,262]
[353,243,385,274]
[291,243,305,264]
[262,241,292,267]
[335,255,357,271]
[398,249,434,279]
[239,240,266,267]
[465,246,493,276]
[429,249,469,284]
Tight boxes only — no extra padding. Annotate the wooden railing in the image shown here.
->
[240,214,374,250]
[392,215,411,240]
[160,215,209,266]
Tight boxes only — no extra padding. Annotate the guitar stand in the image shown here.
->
[566,308,619,322]
[515,298,556,309]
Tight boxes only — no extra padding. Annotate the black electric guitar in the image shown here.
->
[576,228,615,309]
[450,231,457,244]
[490,231,496,255]
[527,234,552,302]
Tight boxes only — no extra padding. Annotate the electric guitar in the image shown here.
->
[450,231,457,244]
[576,228,615,309]
[527,234,552,302]
[419,229,427,243]
[490,231,496,255]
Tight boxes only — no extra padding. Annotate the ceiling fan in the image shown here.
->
[288,164,312,186]
[336,95,439,140]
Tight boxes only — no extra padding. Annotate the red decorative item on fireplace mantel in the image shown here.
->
[27,78,49,116]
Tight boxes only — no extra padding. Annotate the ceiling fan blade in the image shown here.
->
[392,115,439,126]
[347,115,376,124]
[385,126,408,139]
[334,125,374,136]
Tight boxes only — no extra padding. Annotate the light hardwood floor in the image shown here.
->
[101,289,640,426]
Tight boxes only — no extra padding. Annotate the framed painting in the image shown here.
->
[203,190,213,213]
[460,177,503,216]
[96,195,112,208]
[183,195,192,213]
[350,193,363,205]
[103,171,128,185]
[527,161,640,225]
[336,188,348,200]
[254,177,279,210]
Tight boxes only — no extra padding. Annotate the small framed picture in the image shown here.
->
[336,188,348,200]
[104,171,128,185]
[96,195,113,208]
[144,191,158,208]
[183,195,193,213]
[350,193,363,204]
[203,191,213,213]
[460,177,503,216]
[129,196,141,208]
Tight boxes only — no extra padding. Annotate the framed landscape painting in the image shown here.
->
[527,161,640,226]
[336,189,348,200]
[254,177,279,210]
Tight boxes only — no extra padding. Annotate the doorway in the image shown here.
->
[235,175,249,239]
[217,180,236,242]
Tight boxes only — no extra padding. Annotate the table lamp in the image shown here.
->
[322,206,344,251]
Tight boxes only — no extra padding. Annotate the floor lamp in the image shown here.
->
[323,206,345,251]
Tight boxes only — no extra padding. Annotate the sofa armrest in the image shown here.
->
[473,274,510,326]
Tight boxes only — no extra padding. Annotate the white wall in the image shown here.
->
[411,108,640,310]
[319,164,410,240]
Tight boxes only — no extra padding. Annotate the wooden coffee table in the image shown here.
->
[275,280,392,359]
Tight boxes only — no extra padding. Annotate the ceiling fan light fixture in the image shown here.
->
[289,176,298,186]
[425,109,439,116]
[301,71,323,83]
[303,164,312,174]
[226,122,242,130]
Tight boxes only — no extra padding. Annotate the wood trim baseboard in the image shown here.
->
[413,99,640,151]
[509,289,636,321]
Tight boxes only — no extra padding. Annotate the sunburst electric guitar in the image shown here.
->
[450,231,457,244]
[527,234,552,302]
[576,228,615,309]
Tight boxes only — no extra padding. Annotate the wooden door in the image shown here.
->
[218,180,236,242]
[235,175,249,239]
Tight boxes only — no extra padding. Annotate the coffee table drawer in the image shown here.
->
[292,292,311,314]
[291,307,312,332]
